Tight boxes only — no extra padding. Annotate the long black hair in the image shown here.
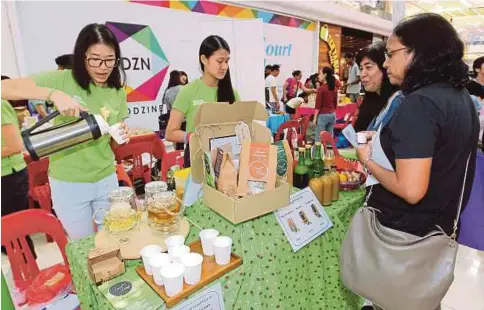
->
[322,67,336,91]
[72,23,126,93]
[356,41,398,103]
[393,13,469,95]
[166,70,182,89]
[199,35,236,104]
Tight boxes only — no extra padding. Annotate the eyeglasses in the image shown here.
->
[385,47,411,59]
[86,57,119,68]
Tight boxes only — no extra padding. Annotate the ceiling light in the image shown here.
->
[460,0,472,8]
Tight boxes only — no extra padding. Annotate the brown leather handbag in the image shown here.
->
[340,154,471,310]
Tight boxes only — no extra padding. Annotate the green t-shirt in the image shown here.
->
[172,78,240,133]
[32,70,129,183]
[1,100,27,177]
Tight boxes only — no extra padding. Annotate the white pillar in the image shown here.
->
[392,0,406,27]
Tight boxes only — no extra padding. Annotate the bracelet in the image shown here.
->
[363,157,373,170]
[46,88,57,102]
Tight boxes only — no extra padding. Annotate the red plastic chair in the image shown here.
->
[1,209,69,291]
[320,131,340,157]
[275,120,304,151]
[161,150,184,181]
[334,111,355,131]
[298,115,311,142]
[114,133,165,184]
[24,155,50,210]
[116,164,133,187]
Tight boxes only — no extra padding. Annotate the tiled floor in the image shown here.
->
[2,234,483,309]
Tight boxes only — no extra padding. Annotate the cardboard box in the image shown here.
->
[87,247,125,285]
[190,101,290,224]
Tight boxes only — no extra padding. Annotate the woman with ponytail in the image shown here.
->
[314,67,338,141]
[166,35,240,167]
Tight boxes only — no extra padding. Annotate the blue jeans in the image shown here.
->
[315,112,336,142]
[49,173,118,240]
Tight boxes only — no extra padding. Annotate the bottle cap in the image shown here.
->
[305,145,312,149]
[298,147,305,152]
[315,142,321,146]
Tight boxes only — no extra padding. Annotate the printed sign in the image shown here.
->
[172,282,225,310]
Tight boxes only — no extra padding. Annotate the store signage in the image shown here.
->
[320,24,340,73]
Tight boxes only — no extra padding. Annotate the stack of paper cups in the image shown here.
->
[161,263,185,297]
[149,253,171,286]
[180,253,203,285]
[165,235,186,256]
[140,245,162,275]
[213,236,233,266]
[169,245,190,264]
[199,229,219,256]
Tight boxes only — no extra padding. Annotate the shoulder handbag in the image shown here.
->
[340,153,472,310]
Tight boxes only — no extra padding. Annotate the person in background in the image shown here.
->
[467,56,484,99]
[356,14,478,309]
[166,35,240,168]
[29,54,74,120]
[354,42,400,132]
[314,67,338,141]
[305,73,320,90]
[282,70,316,115]
[159,70,185,149]
[179,71,189,85]
[1,99,36,258]
[1,23,130,240]
[265,64,281,113]
[264,64,272,79]
[345,52,361,103]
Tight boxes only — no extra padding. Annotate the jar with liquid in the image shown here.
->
[320,168,333,206]
[94,187,139,233]
[329,165,340,201]
[309,177,324,204]
[147,191,185,233]
[144,181,168,211]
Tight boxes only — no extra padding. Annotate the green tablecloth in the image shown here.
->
[339,149,357,161]
[66,190,364,310]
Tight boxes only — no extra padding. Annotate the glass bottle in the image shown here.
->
[311,142,324,178]
[324,144,335,169]
[329,165,340,201]
[293,147,310,189]
[320,168,333,206]
[304,144,314,177]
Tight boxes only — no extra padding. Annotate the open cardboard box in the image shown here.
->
[87,247,125,285]
[190,101,290,224]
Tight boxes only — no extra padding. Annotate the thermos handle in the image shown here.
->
[25,110,89,134]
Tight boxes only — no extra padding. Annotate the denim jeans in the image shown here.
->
[315,112,336,142]
[49,173,118,240]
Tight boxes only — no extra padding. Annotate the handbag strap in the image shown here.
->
[364,152,473,240]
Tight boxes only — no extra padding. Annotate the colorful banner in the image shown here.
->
[318,23,342,76]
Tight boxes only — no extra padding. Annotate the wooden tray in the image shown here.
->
[136,240,242,307]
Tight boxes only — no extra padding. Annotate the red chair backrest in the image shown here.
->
[114,134,165,183]
[1,209,69,290]
[161,150,184,181]
[320,131,340,157]
[298,116,310,141]
[275,120,304,150]
[25,155,50,189]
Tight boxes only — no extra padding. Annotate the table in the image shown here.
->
[266,113,291,135]
[66,190,365,310]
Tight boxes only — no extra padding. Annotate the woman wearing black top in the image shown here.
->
[356,15,479,309]
[467,56,484,99]
[354,42,399,132]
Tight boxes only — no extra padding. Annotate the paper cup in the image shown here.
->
[199,229,220,256]
[165,235,186,255]
[140,245,163,275]
[161,263,185,297]
[149,253,171,286]
[357,132,367,144]
[169,245,190,264]
[109,123,127,145]
[213,236,232,266]
[180,253,203,285]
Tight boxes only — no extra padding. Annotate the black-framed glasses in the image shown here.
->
[86,57,119,68]
[385,47,411,59]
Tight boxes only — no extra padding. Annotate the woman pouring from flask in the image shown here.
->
[1,23,130,240]
[165,35,240,167]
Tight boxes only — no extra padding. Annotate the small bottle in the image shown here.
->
[293,148,310,189]
[309,177,324,204]
[320,167,333,206]
[329,165,340,201]
[304,144,314,178]
[311,142,324,178]
[324,145,335,169]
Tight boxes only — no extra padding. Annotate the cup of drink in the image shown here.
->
[149,253,171,286]
[160,263,185,297]
[213,236,232,266]
[169,245,190,264]
[180,253,203,285]
[140,245,162,275]
[109,123,128,145]
[357,132,367,145]
[199,229,219,256]
[165,235,185,256]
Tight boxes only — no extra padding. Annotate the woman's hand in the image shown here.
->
[50,90,87,117]
[359,130,377,140]
[356,142,372,163]
[119,122,131,143]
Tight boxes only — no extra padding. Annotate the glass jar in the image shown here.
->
[93,187,138,233]
[144,181,168,211]
[147,191,185,233]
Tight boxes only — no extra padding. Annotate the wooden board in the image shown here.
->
[136,240,243,308]
[95,216,190,260]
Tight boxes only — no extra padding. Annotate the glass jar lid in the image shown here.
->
[109,187,135,201]
[145,181,168,193]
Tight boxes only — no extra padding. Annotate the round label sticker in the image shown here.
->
[109,281,132,297]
